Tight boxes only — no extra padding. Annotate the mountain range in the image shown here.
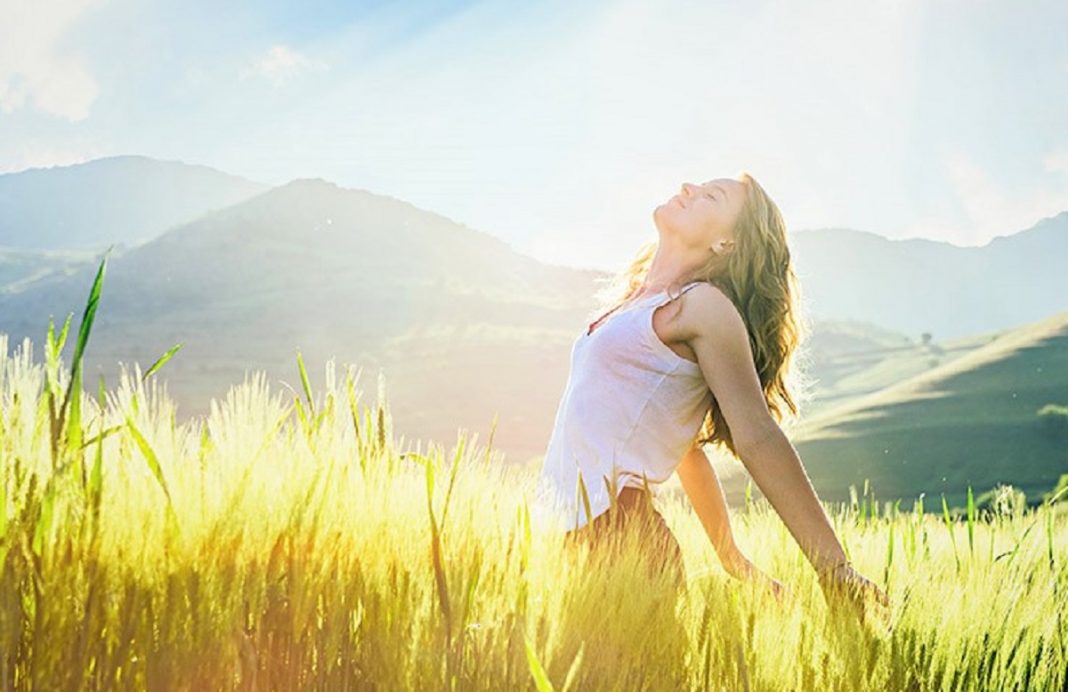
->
[0,156,1065,504]
[0,155,266,250]
[791,218,1068,339]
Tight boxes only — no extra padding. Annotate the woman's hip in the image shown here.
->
[563,486,686,586]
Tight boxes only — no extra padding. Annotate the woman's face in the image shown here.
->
[654,177,747,255]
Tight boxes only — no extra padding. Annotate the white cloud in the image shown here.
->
[0,0,100,121]
[241,45,328,86]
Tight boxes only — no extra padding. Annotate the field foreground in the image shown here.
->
[1,334,1066,691]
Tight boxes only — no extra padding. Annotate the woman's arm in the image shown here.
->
[673,284,889,620]
[730,423,849,571]
[675,440,749,575]
[678,284,850,574]
[676,440,787,599]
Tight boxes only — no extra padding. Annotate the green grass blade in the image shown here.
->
[966,485,975,556]
[69,251,109,370]
[32,479,57,557]
[45,316,57,376]
[55,313,72,357]
[884,515,895,586]
[56,250,110,462]
[561,641,585,692]
[440,435,465,530]
[942,493,960,572]
[575,468,592,529]
[81,425,122,449]
[45,321,60,467]
[524,635,555,692]
[89,413,106,530]
[606,472,623,516]
[1046,484,1068,506]
[293,396,309,436]
[66,368,84,473]
[999,522,1036,565]
[483,412,498,467]
[520,500,532,571]
[421,454,453,638]
[296,349,315,417]
[143,343,183,381]
[125,416,174,510]
[1047,506,1056,568]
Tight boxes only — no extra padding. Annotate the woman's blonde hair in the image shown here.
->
[592,171,813,458]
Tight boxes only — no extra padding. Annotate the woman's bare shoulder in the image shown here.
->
[678,282,746,339]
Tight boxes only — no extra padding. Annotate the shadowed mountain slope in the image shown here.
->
[716,309,1068,509]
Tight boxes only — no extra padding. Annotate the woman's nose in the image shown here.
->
[681,182,695,196]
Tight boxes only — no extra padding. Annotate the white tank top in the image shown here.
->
[535,281,713,531]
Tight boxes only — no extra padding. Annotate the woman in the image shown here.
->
[537,172,890,621]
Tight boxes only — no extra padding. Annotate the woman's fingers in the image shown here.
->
[816,567,893,629]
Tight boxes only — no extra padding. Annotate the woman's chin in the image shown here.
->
[653,205,678,231]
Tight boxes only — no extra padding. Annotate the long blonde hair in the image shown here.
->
[591,171,813,458]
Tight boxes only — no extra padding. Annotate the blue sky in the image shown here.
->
[1,0,1066,270]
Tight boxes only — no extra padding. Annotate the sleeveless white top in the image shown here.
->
[535,281,713,531]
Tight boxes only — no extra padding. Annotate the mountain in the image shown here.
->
[0,155,268,250]
[1,157,1066,485]
[5,155,1065,340]
[0,248,99,295]
[0,178,603,463]
[790,212,1068,340]
[714,309,1068,509]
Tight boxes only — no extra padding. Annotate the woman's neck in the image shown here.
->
[641,244,699,296]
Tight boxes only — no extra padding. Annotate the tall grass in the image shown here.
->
[0,257,1066,690]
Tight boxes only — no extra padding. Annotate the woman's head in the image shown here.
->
[652,176,748,258]
[651,173,793,283]
[602,171,812,457]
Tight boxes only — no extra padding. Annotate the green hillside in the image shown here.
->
[799,319,993,417]
[729,310,1068,509]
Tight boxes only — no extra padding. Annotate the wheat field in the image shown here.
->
[1,259,1066,691]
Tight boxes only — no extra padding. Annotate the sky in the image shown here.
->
[1,0,1066,270]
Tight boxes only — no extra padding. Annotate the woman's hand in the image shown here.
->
[817,561,890,627]
[720,550,788,602]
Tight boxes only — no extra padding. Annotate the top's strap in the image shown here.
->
[660,280,704,303]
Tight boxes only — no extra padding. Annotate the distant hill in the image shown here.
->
[5,154,1065,339]
[0,178,602,463]
[1,156,1065,491]
[0,155,267,249]
[799,319,991,417]
[790,213,1068,339]
[0,248,99,295]
[716,309,1068,509]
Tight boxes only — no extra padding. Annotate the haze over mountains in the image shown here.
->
[791,217,1068,340]
[0,172,601,462]
[0,156,1065,504]
[0,156,266,250]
